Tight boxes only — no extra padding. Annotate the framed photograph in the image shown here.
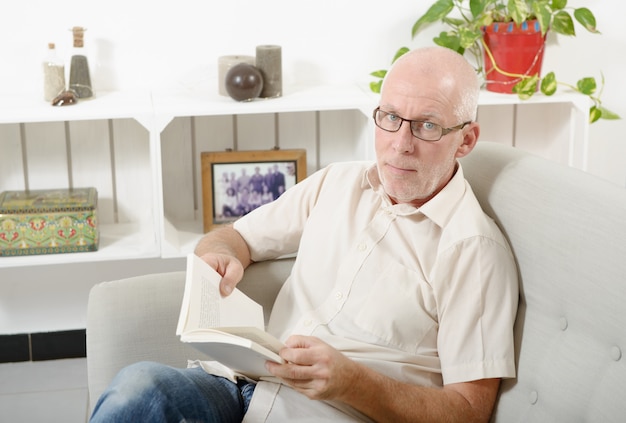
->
[201,149,307,232]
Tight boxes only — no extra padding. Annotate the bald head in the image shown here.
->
[382,47,480,122]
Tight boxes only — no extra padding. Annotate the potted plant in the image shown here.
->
[370,0,620,123]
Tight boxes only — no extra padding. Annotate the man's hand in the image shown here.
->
[198,253,244,296]
[265,335,357,401]
[194,225,252,296]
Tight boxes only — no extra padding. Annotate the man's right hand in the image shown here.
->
[198,253,245,296]
[194,224,252,296]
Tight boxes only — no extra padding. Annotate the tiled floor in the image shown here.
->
[0,358,88,423]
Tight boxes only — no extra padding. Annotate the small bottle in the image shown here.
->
[43,43,66,102]
[69,26,93,99]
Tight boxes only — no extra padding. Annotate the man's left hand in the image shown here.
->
[265,335,358,401]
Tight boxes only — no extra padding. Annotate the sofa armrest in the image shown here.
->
[86,257,295,412]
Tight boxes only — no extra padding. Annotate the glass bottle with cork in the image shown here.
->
[69,26,93,99]
[43,42,66,102]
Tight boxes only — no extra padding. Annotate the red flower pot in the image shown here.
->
[482,20,547,93]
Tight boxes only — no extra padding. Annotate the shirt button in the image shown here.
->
[357,242,367,251]
[304,319,313,327]
[611,346,622,361]
[335,292,343,300]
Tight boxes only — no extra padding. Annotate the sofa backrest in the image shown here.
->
[460,142,626,422]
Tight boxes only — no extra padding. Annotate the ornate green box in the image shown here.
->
[0,187,99,256]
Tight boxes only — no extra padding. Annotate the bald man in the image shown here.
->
[91,47,518,423]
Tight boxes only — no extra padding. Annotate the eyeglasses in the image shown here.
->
[372,107,471,142]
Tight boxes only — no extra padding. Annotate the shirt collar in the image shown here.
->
[364,162,467,226]
[418,163,466,227]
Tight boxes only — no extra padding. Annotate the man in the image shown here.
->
[90,46,518,422]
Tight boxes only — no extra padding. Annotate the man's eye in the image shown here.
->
[387,113,399,122]
[422,121,436,130]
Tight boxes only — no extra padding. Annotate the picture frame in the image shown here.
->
[201,149,307,232]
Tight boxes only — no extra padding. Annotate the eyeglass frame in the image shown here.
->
[372,107,472,142]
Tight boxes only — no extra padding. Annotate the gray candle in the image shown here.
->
[218,55,255,96]
[255,45,282,98]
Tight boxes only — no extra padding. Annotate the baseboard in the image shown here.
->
[0,329,86,363]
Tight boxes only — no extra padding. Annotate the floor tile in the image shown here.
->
[0,358,88,422]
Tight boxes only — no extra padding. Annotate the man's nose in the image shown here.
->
[393,124,415,153]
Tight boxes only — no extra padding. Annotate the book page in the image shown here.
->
[180,329,282,362]
[216,326,285,354]
[188,339,282,378]
[177,254,266,334]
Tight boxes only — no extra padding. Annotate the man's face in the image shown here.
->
[375,70,470,207]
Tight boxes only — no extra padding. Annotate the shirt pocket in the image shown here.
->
[351,260,438,354]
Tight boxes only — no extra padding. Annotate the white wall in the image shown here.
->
[2,0,420,92]
[1,0,625,334]
[3,0,623,183]
[541,0,626,185]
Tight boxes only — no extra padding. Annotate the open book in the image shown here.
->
[176,253,285,379]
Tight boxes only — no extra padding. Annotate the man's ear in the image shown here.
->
[455,122,479,158]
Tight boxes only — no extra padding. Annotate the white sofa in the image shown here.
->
[87,142,626,421]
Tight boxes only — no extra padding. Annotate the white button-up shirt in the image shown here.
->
[232,161,518,422]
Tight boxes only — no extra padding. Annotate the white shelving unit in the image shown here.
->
[153,84,373,258]
[0,91,159,268]
[0,85,373,268]
[476,90,590,170]
[0,85,589,270]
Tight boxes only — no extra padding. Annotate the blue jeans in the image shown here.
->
[89,361,256,423]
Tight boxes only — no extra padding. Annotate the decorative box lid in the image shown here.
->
[0,188,97,214]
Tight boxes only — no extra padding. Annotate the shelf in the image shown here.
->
[0,222,159,268]
[152,84,374,131]
[0,86,588,126]
[478,89,591,111]
[476,89,590,170]
[0,91,154,129]
[160,218,204,259]
[0,84,591,269]
[0,85,373,130]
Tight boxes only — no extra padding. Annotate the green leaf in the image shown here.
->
[392,47,410,63]
[551,11,575,36]
[412,0,454,37]
[369,80,382,94]
[589,106,602,123]
[370,70,387,78]
[475,13,494,27]
[540,72,557,95]
[551,0,567,11]
[513,76,539,100]
[576,77,597,95]
[532,2,553,35]
[469,0,488,18]
[492,2,508,21]
[434,31,462,52]
[574,8,599,33]
[458,27,483,49]
[600,107,621,120]
[507,0,530,25]
[442,16,466,27]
